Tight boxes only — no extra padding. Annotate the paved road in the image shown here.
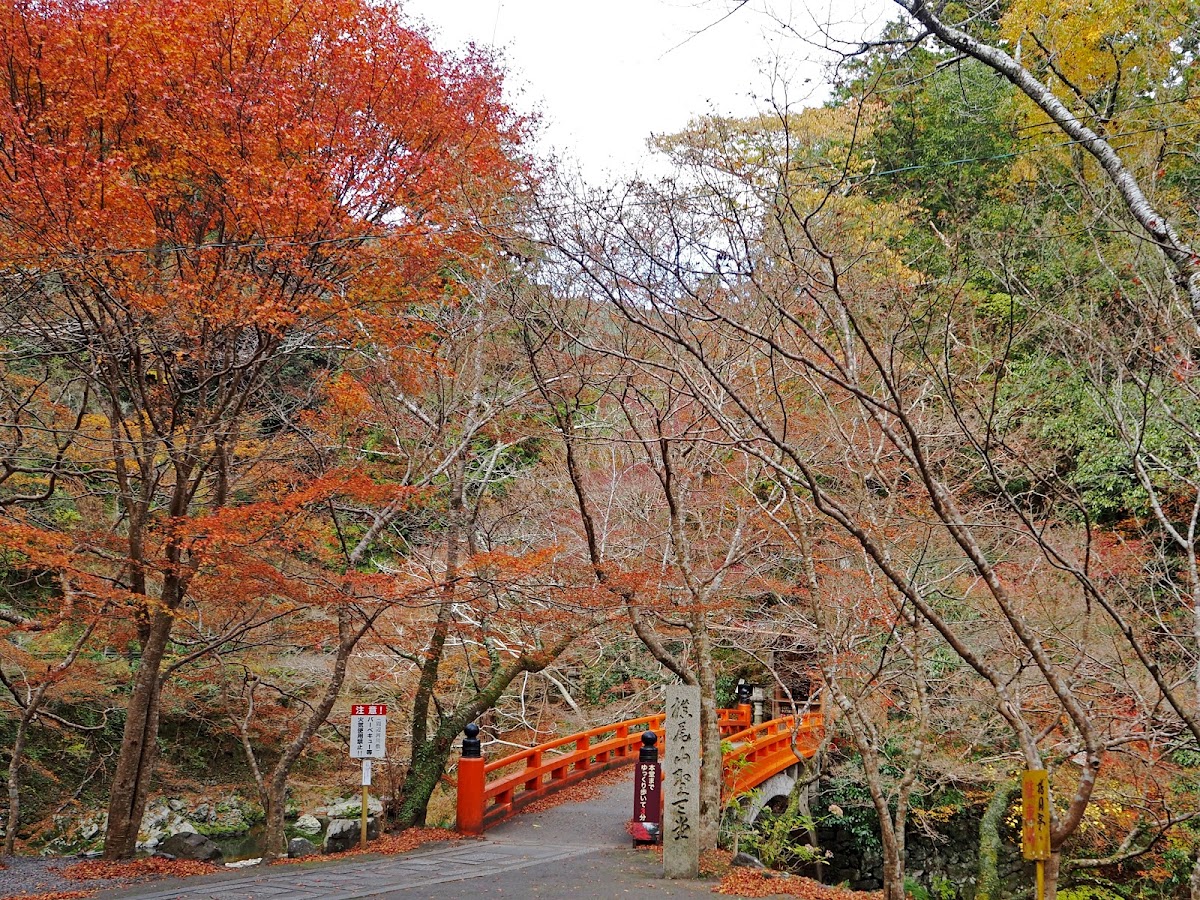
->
[96,777,722,900]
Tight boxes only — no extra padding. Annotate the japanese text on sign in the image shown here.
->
[350,705,387,759]
[1022,769,1051,861]
[663,685,700,878]
[635,761,660,823]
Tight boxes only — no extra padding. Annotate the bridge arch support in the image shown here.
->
[740,766,800,825]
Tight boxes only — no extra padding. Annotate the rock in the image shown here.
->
[731,852,766,869]
[168,798,187,812]
[78,815,105,842]
[225,857,262,868]
[323,796,384,818]
[322,817,380,854]
[158,831,224,863]
[293,814,322,835]
[288,837,318,859]
[193,804,210,821]
[138,812,200,852]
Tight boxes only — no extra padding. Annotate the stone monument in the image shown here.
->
[663,684,701,878]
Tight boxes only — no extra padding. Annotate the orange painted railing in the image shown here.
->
[479,714,660,829]
[720,712,824,799]
[456,705,756,833]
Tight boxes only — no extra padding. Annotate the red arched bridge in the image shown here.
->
[455,704,824,835]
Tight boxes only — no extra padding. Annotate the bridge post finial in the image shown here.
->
[462,722,482,759]
[639,729,658,762]
[735,680,753,705]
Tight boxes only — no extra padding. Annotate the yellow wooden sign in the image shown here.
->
[1022,769,1051,861]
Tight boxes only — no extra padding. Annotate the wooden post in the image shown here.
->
[456,723,485,836]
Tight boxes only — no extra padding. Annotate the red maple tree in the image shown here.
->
[0,0,526,858]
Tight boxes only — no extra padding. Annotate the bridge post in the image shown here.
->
[456,723,485,836]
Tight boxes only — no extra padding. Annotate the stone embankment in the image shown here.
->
[28,791,391,863]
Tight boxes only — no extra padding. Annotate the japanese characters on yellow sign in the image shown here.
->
[1022,769,1051,861]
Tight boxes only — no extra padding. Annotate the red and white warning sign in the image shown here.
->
[350,704,387,759]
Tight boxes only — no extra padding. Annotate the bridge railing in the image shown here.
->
[479,714,661,829]
[456,705,754,833]
[720,711,824,799]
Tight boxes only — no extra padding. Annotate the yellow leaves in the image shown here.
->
[1001,0,1188,109]
[654,103,878,186]
[1008,156,1043,188]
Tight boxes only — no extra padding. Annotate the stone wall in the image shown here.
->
[819,808,1032,898]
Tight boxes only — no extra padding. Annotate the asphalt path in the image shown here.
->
[95,776,723,900]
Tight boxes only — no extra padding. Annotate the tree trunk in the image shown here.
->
[853,741,905,900]
[881,843,905,900]
[394,733,456,829]
[393,462,463,830]
[261,779,289,860]
[1045,850,1061,900]
[694,616,723,850]
[103,608,172,859]
[4,705,36,856]
[393,632,579,830]
[254,609,374,862]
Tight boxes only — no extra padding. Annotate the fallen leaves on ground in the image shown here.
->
[6,890,96,900]
[62,857,219,881]
[715,868,882,899]
[270,826,457,864]
[353,828,456,856]
[701,848,733,877]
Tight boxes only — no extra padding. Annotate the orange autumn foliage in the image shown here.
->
[0,0,529,858]
[0,0,524,331]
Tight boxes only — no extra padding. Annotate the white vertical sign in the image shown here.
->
[350,703,388,759]
[663,685,700,878]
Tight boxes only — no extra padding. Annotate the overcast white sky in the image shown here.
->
[403,0,893,184]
